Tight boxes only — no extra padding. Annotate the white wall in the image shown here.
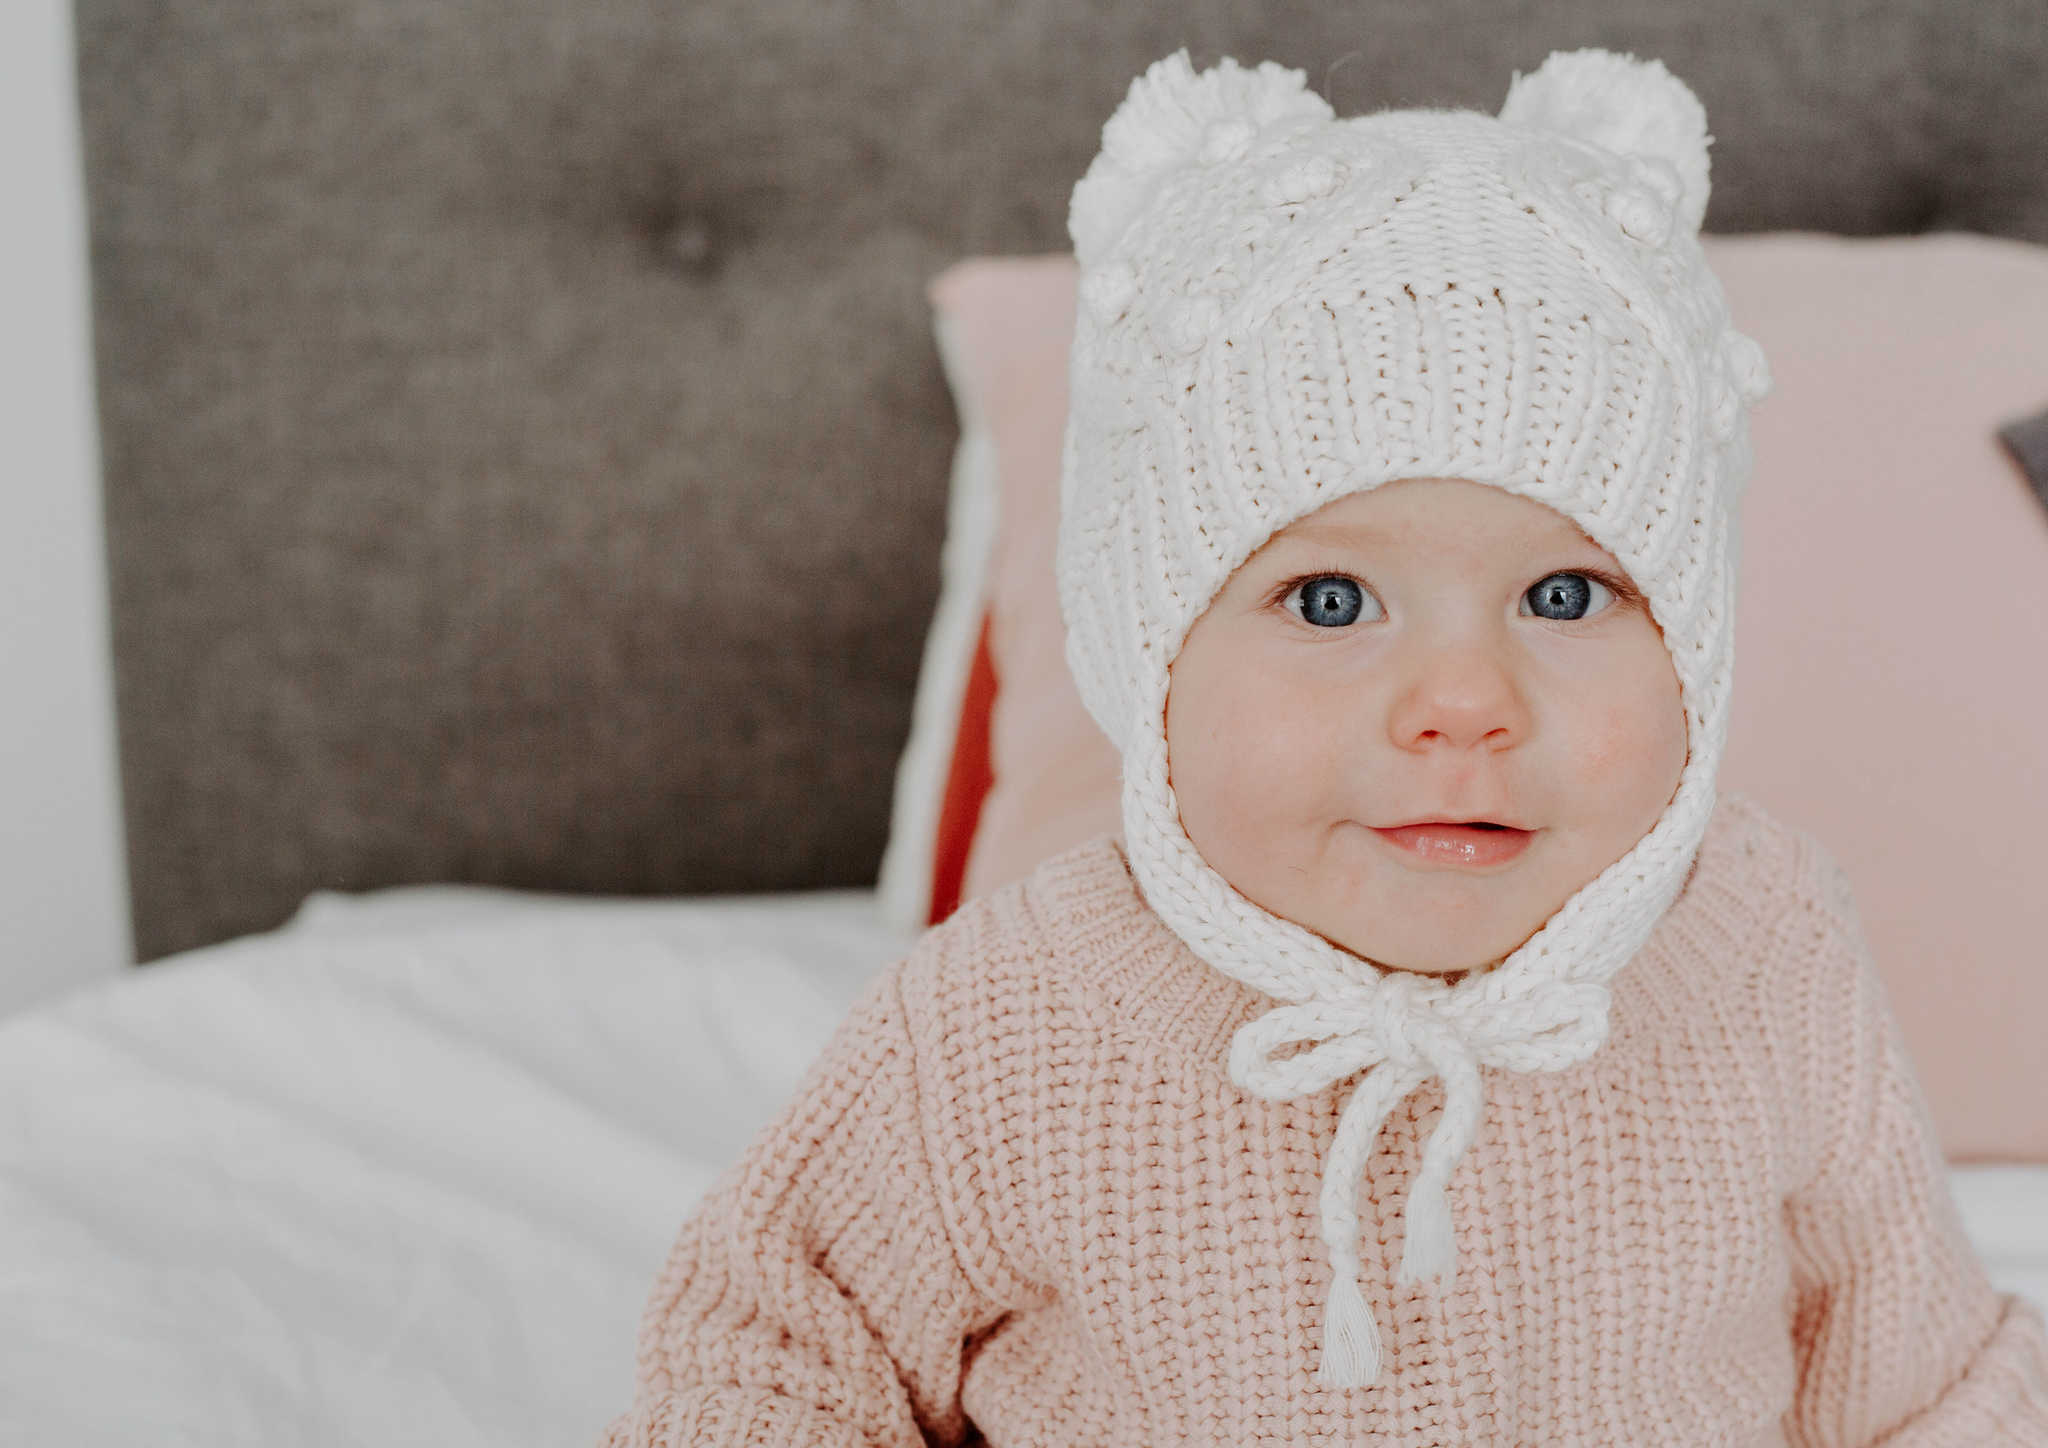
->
[0,0,133,1011]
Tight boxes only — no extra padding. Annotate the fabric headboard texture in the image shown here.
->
[76,0,2048,959]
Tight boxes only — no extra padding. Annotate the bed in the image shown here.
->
[0,888,917,1446]
[0,890,2043,1447]
[11,0,2046,1443]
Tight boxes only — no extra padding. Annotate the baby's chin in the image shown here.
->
[1194,822,1585,974]
[1290,875,1555,976]
[1254,891,1539,975]
[1326,931,1521,977]
[1326,826,1623,973]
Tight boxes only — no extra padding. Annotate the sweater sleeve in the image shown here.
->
[594,960,1015,1448]
[1780,855,2048,1448]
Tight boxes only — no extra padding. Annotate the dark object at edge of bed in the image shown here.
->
[2002,410,2048,515]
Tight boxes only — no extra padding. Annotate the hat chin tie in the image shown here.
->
[1233,973,1477,1386]
[1224,952,1615,1386]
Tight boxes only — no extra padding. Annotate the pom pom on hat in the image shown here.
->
[1499,48,1714,233]
[1069,50,1334,268]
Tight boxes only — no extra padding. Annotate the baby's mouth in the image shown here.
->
[1370,821,1535,869]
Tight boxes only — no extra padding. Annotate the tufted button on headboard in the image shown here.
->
[75,0,2048,958]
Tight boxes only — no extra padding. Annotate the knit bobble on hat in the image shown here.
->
[1058,48,1768,1390]
[1079,262,1137,324]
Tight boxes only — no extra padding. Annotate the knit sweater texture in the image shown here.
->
[600,793,2048,1447]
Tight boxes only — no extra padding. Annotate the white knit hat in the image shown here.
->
[1057,48,1772,1388]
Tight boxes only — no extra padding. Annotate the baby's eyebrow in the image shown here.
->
[1271,519,1604,558]
[1267,518,1397,550]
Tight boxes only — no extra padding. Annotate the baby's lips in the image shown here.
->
[1371,822,1536,868]
[1373,814,1534,832]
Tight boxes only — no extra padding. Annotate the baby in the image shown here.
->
[601,49,2048,1446]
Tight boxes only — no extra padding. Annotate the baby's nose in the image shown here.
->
[1385,642,1527,752]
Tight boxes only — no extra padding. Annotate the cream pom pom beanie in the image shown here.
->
[1056,48,1772,1388]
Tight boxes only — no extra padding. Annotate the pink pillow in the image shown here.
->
[943,262,1123,906]
[895,235,2048,1162]
[874,258,1114,928]
[1712,234,2048,1162]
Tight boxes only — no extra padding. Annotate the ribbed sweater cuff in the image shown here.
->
[1887,1297,2048,1447]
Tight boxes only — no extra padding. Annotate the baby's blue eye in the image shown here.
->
[1521,572,1615,621]
[1287,576,1379,628]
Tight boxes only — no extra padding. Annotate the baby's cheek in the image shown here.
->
[1172,666,1346,867]
[1198,701,1325,828]
[1566,691,1688,815]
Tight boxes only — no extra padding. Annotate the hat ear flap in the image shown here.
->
[1498,48,1712,235]
[1069,50,1335,269]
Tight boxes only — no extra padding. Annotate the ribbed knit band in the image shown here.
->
[1055,48,1772,1386]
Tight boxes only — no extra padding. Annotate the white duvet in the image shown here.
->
[0,888,2041,1448]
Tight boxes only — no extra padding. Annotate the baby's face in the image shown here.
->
[1165,478,1688,976]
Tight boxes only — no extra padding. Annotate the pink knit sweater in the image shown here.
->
[601,793,2048,1447]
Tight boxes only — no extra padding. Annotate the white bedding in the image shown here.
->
[0,888,2041,1448]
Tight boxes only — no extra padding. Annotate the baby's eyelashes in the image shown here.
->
[1284,575,1385,628]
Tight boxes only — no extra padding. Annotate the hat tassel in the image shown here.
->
[1317,1269,1383,1388]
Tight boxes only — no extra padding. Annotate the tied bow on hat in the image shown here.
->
[1231,968,1610,1383]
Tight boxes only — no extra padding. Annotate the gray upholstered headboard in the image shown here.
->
[77,0,2048,960]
